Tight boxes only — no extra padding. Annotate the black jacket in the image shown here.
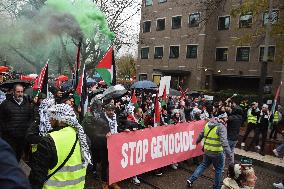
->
[82,112,113,148]
[0,138,31,189]
[0,98,33,138]
[29,131,58,189]
[227,112,243,141]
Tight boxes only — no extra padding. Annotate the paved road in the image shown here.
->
[85,157,284,189]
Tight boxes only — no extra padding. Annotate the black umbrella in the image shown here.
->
[130,80,157,90]
[0,79,30,89]
[102,84,127,101]
[169,88,182,96]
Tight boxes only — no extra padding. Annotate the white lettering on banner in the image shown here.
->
[121,139,149,168]
[120,131,196,168]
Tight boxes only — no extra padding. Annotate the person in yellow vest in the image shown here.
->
[241,102,259,149]
[270,105,282,140]
[29,103,91,189]
[186,113,233,189]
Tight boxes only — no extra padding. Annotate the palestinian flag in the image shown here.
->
[33,63,48,96]
[161,85,167,108]
[76,64,88,119]
[131,90,139,108]
[96,47,115,86]
[154,93,161,127]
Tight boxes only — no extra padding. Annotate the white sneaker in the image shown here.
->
[171,163,178,170]
[132,176,140,185]
[241,142,245,147]
[255,145,261,150]
[273,182,284,189]
[273,149,279,157]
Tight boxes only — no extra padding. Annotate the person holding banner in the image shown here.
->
[186,113,233,189]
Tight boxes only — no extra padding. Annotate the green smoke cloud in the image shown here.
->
[46,0,115,40]
[0,0,114,73]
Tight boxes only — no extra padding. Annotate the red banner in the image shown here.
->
[107,120,206,184]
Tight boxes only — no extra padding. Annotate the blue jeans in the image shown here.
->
[276,143,284,153]
[228,140,238,163]
[188,153,224,189]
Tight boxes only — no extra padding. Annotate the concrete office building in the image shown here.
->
[136,0,283,95]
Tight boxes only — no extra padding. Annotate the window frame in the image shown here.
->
[143,20,151,33]
[156,18,166,31]
[169,45,180,59]
[263,9,279,25]
[239,12,253,28]
[188,12,201,27]
[171,15,182,29]
[259,45,276,62]
[186,44,198,59]
[218,15,231,30]
[158,0,167,4]
[215,47,229,61]
[154,46,164,59]
[144,0,153,7]
[140,47,150,59]
[139,73,148,81]
[236,46,250,62]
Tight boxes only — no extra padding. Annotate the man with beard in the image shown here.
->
[0,84,33,161]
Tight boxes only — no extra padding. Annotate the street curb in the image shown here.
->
[235,152,284,173]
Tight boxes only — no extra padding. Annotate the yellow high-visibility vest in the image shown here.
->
[247,109,257,124]
[43,127,86,189]
[273,111,280,123]
[204,123,223,152]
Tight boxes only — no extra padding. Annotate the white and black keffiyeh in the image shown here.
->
[39,98,55,136]
[105,112,118,134]
[48,103,92,167]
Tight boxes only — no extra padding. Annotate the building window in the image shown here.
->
[156,18,165,31]
[189,13,200,27]
[141,47,149,59]
[239,12,252,28]
[263,10,279,25]
[236,47,250,61]
[153,75,161,85]
[216,48,228,61]
[145,0,152,6]
[186,45,198,59]
[139,74,147,81]
[218,16,230,30]
[259,46,275,62]
[169,46,179,58]
[143,21,151,33]
[172,16,182,29]
[154,47,163,59]
[158,0,167,3]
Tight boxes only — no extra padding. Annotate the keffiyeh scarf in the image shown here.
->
[39,98,55,136]
[48,103,92,167]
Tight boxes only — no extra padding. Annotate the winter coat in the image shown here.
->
[0,98,33,138]
[0,138,31,189]
[29,135,57,189]
[221,178,251,189]
[82,112,118,148]
[227,110,243,141]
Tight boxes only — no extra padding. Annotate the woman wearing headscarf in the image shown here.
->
[29,104,91,189]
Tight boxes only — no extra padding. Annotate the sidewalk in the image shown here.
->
[235,148,284,168]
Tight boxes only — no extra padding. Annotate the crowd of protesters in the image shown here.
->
[0,76,283,189]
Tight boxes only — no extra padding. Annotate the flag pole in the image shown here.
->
[75,41,82,89]
[112,46,116,86]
